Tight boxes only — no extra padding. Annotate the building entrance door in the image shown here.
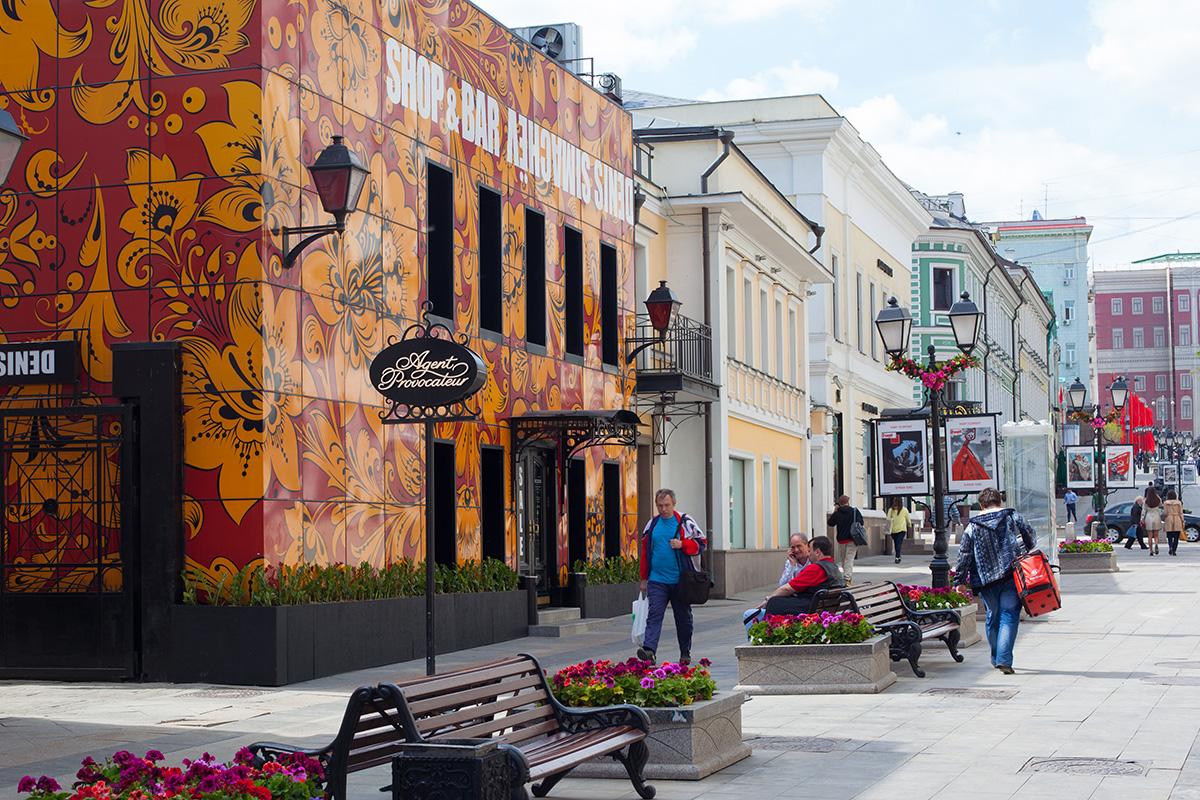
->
[517,447,558,604]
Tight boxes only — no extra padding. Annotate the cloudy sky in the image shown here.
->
[482,0,1200,267]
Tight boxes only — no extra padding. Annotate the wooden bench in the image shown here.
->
[840,581,963,678]
[250,653,655,800]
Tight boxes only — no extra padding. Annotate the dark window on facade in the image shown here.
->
[427,163,454,319]
[525,208,546,346]
[603,462,621,559]
[481,446,506,563]
[933,267,954,311]
[568,457,586,568]
[601,243,618,365]
[565,227,584,356]
[479,187,502,333]
[433,440,456,567]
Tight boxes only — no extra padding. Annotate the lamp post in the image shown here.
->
[1067,376,1128,537]
[279,135,369,269]
[875,292,982,588]
[0,107,30,186]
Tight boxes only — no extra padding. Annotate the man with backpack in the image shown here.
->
[827,495,862,584]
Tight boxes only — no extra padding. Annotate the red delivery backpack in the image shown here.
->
[1013,550,1061,616]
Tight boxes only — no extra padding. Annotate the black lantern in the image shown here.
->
[280,135,369,269]
[874,297,913,359]
[644,280,681,335]
[1067,377,1087,412]
[0,107,29,186]
[947,291,983,356]
[1110,376,1128,412]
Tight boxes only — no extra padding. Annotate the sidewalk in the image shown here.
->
[4,545,1200,799]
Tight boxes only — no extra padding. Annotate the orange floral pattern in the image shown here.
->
[1,0,638,589]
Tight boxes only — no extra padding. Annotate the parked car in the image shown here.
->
[1084,501,1200,543]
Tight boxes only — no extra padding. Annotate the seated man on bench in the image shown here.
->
[760,536,844,615]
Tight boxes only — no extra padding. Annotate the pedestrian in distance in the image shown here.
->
[944,494,961,533]
[1163,488,1184,557]
[885,497,911,564]
[953,487,1037,675]
[1144,486,1164,555]
[637,488,706,666]
[779,533,810,586]
[827,495,861,583]
[1063,489,1078,523]
[1124,496,1148,550]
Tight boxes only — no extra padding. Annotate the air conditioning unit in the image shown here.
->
[513,23,583,74]
[1063,318,1072,325]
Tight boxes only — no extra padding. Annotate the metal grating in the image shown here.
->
[743,736,847,752]
[1142,676,1200,686]
[1021,758,1147,776]
[922,688,1016,700]
[181,688,273,699]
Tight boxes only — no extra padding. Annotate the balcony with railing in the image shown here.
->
[627,313,719,402]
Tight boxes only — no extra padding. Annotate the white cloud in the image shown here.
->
[698,61,839,101]
[1087,0,1200,115]
[843,95,947,146]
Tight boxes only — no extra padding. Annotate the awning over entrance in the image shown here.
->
[508,409,640,461]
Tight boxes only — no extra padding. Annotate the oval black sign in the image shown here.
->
[369,337,487,407]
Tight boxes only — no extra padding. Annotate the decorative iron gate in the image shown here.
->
[0,405,137,679]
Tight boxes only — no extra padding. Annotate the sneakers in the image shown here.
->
[680,652,691,666]
[636,647,656,663]
[997,664,1015,675]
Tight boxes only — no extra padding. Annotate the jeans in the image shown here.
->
[977,581,1021,668]
[890,532,905,559]
[1167,532,1181,555]
[642,580,693,656]
[1065,503,1076,522]
[837,541,857,583]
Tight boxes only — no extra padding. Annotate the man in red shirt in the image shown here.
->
[760,536,844,616]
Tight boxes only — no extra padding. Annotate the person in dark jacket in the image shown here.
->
[826,495,860,583]
[1123,496,1148,549]
[760,537,844,615]
[953,487,1036,674]
[637,488,706,665]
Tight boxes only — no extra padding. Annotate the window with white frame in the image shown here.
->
[728,457,748,548]
[1065,266,1075,281]
[1065,343,1076,364]
[856,272,865,353]
[774,298,784,380]
[1113,328,1124,348]
[1183,373,1193,390]
[788,308,798,385]
[777,467,795,548]
[1154,296,1164,314]
[1132,297,1143,314]
[831,254,841,342]
[1064,300,1075,323]
[759,287,769,372]
[933,266,955,311]
[1134,375,1146,392]
[743,277,754,364]
[1157,374,1168,391]
[1133,327,1145,348]
[726,268,737,358]
[869,281,878,359]
[1182,294,1191,312]
[1155,327,1166,348]
[1182,325,1192,347]
[1183,396,1193,420]
[1111,297,1123,314]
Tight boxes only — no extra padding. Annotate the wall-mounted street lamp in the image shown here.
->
[280,135,369,269]
[626,280,681,363]
[0,107,30,186]
[875,291,984,588]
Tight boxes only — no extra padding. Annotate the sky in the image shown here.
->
[480,0,1200,268]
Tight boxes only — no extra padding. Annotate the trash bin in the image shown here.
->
[393,738,510,800]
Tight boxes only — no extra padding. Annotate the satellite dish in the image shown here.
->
[530,26,565,60]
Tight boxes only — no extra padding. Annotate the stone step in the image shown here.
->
[536,607,581,624]
[528,617,616,637]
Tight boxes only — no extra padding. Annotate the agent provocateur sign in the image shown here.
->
[0,341,77,386]
[370,337,486,408]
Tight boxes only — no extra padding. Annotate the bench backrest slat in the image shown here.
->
[844,583,909,624]
[393,657,532,700]
[427,701,555,741]
[412,682,549,735]
[406,672,543,717]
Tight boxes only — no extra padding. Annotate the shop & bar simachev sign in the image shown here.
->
[1066,376,1127,536]
[875,293,984,588]
[371,305,486,675]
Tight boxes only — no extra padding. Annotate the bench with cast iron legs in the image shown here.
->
[840,581,963,677]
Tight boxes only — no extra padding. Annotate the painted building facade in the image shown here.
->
[0,0,638,677]
[1093,254,1200,440]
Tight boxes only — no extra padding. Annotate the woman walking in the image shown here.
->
[1144,486,1164,555]
[1163,489,1185,557]
[886,497,911,564]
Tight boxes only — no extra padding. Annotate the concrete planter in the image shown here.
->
[1058,550,1119,573]
[955,602,980,647]
[569,692,751,780]
[732,634,896,695]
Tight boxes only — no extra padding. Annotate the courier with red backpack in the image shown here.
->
[1013,549,1061,616]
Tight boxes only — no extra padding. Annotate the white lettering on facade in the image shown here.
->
[376,349,471,391]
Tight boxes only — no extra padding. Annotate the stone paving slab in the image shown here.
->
[2,545,1200,799]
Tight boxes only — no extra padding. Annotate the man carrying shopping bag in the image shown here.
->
[636,488,706,665]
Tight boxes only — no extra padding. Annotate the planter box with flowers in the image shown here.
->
[172,559,527,686]
[549,657,751,780]
[734,612,896,694]
[897,584,980,648]
[1058,539,1118,573]
[18,748,324,800]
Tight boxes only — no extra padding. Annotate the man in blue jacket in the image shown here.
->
[637,488,706,665]
[953,487,1036,674]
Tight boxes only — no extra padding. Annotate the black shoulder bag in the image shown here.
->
[676,515,713,605]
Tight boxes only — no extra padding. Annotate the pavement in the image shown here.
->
[4,537,1200,800]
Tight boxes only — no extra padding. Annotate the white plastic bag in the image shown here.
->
[631,592,649,646]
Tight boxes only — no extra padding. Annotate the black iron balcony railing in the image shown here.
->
[627,313,717,399]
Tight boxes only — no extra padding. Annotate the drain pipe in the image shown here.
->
[1011,274,1029,421]
[700,131,731,577]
